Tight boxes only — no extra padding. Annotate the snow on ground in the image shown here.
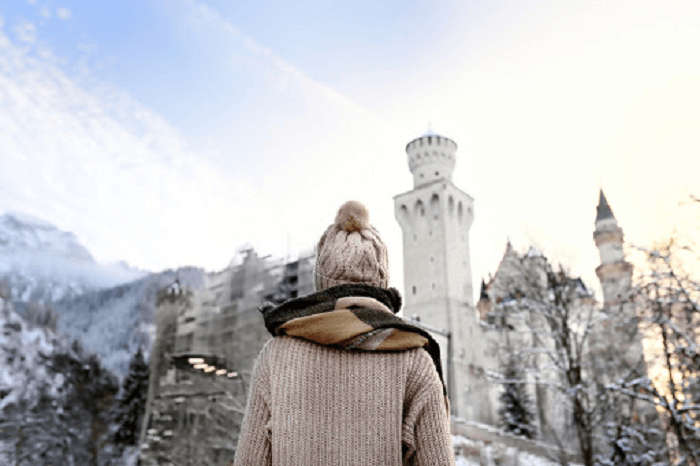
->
[452,433,562,466]
[519,451,561,465]
[456,455,480,466]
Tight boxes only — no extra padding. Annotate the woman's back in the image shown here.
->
[232,201,455,466]
[234,336,454,466]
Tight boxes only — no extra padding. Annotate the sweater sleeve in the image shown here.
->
[402,349,455,466]
[233,342,272,466]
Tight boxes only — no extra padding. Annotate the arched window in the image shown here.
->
[415,199,425,217]
[399,204,410,226]
[430,193,440,219]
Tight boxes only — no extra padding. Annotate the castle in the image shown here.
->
[139,133,653,464]
[394,132,653,443]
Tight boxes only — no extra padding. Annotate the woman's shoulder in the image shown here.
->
[261,335,428,365]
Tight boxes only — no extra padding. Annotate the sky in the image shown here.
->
[1,0,698,302]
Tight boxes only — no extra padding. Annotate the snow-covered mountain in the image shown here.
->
[54,267,206,378]
[0,211,147,304]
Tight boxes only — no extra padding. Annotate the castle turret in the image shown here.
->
[394,133,492,423]
[594,190,633,306]
[405,133,457,188]
[591,191,665,453]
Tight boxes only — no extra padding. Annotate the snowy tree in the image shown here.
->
[0,278,10,300]
[498,356,536,439]
[114,347,150,446]
[22,300,58,331]
[489,258,604,466]
[606,236,699,466]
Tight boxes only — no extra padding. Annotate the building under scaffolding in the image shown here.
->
[139,248,315,466]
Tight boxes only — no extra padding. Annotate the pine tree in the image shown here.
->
[114,347,149,445]
[498,357,536,439]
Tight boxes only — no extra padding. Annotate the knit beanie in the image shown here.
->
[314,201,389,291]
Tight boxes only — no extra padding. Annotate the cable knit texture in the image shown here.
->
[233,336,455,466]
[315,201,389,291]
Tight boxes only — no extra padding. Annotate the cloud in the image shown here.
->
[182,0,374,121]
[0,2,403,278]
[13,21,36,44]
[56,7,71,20]
[0,28,250,271]
[39,6,51,19]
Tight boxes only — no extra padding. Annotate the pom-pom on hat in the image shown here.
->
[315,201,389,291]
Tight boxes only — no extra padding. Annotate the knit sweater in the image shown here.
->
[233,335,455,466]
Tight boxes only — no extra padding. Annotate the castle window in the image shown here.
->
[431,283,436,290]
[435,171,439,176]
[412,286,417,295]
[415,199,425,216]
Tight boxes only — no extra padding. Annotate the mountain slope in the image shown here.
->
[53,267,206,378]
[0,211,146,304]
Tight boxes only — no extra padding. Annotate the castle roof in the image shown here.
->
[479,279,489,301]
[596,189,615,222]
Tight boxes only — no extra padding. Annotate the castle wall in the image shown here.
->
[140,251,315,465]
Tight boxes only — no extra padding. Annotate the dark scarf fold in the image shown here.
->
[259,284,448,409]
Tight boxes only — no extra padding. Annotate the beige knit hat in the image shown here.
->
[314,201,389,291]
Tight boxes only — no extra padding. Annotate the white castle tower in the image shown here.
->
[592,190,663,446]
[394,133,491,422]
[594,190,633,305]
[592,190,649,373]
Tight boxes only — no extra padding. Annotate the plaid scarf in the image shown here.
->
[259,284,448,409]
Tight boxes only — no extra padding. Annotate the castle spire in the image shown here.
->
[593,191,632,306]
[596,189,615,222]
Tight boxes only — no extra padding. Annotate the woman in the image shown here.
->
[233,201,455,465]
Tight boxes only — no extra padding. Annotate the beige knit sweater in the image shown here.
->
[233,335,455,466]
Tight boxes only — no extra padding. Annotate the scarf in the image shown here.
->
[259,284,448,409]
